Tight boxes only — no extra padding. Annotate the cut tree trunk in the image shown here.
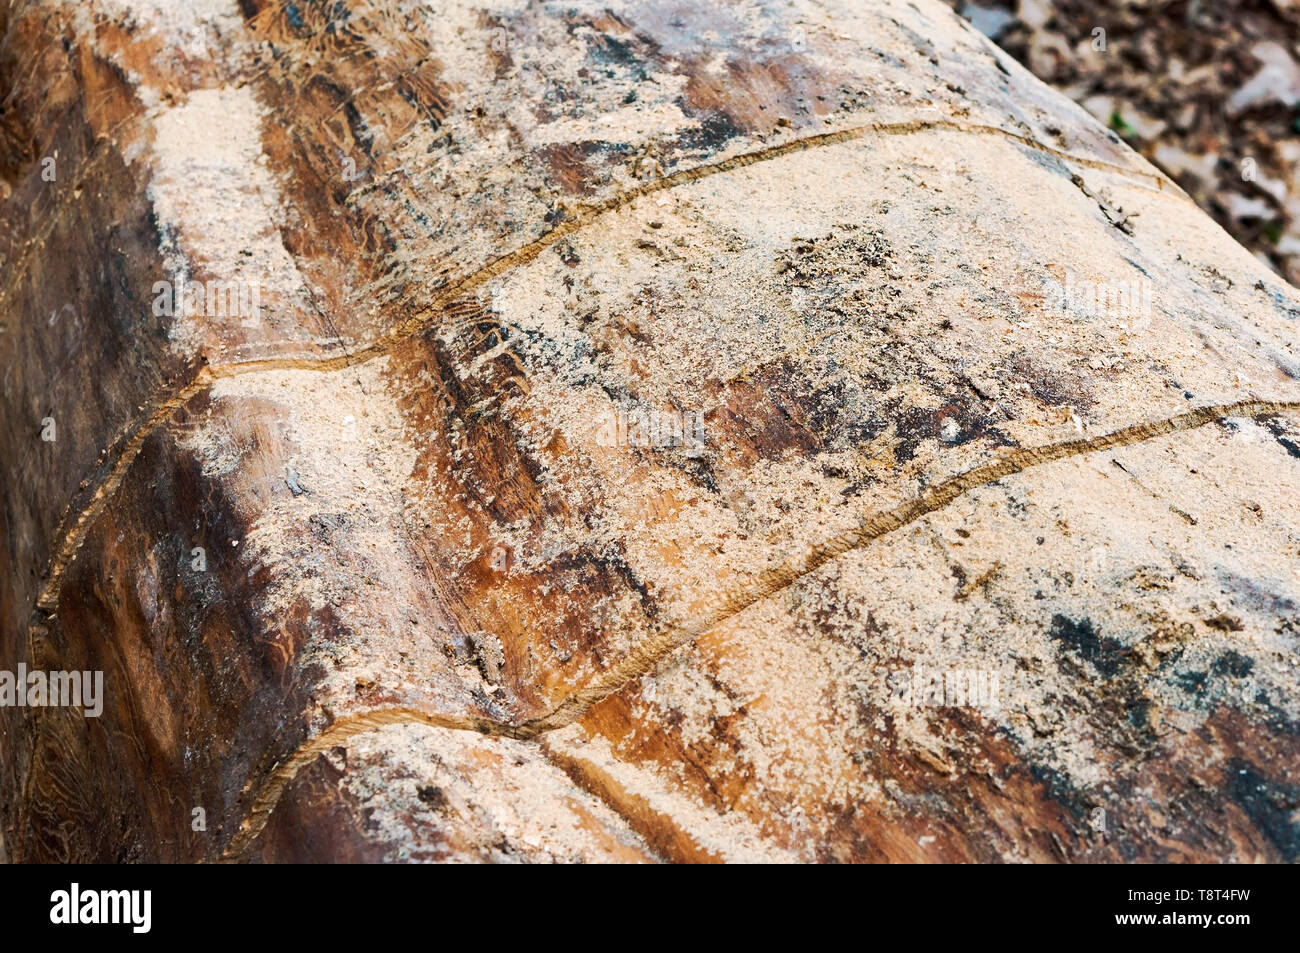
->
[1,0,1298,863]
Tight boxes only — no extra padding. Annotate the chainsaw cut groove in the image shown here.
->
[35,368,216,611]
[220,706,526,861]
[219,398,1297,859]
[31,117,1168,612]
[514,398,1300,735]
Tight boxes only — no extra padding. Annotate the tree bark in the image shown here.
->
[1,0,1298,862]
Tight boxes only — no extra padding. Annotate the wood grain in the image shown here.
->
[1,0,1298,862]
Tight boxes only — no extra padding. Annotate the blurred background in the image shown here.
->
[947,0,1300,285]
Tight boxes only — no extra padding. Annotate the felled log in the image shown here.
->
[1,0,1297,863]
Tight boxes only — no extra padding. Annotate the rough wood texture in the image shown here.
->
[1,0,1297,862]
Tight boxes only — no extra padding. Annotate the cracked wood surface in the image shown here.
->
[1,0,1299,862]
